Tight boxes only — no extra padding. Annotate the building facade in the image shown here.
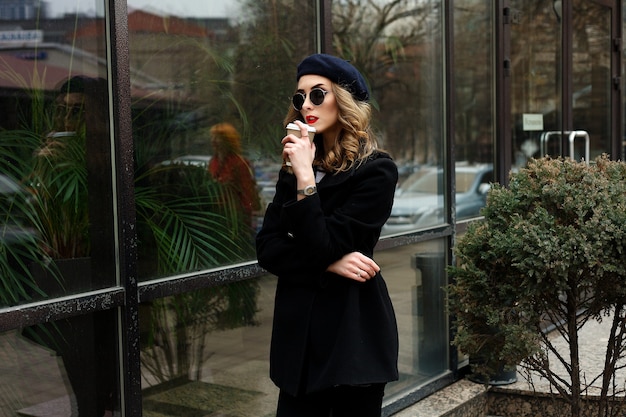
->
[0,0,623,416]
[0,0,46,20]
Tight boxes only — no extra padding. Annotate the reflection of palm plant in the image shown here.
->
[0,128,63,305]
[2,128,90,256]
[31,130,89,258]
[135,165,246,275]
[1,102,260,384]
[0,65,89,303]
[132,110,260,385]
[1,31,262,383]
[0,93,258,303]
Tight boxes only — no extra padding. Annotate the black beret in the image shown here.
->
[297,53,369,102]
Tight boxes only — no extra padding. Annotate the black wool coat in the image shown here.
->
[256,151,399,396]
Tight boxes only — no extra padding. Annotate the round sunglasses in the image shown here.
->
[292,87,329,111]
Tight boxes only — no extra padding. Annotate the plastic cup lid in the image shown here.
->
[286,123,316,133]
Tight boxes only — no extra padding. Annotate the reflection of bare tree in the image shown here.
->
[453,1,494,164]
[332,0,443,164]
[232,0,317,156]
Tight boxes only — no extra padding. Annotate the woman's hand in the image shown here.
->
[326,252,380,282]
[282,120,316,178]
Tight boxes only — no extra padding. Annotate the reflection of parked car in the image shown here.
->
[252,160,281,209]
[382,164,493,236]
[158,155,212,168]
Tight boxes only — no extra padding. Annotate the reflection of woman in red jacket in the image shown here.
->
[208,123,260,228]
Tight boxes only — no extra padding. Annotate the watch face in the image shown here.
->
[297,185,317,196]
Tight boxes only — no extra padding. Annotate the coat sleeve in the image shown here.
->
[256,154,398,284]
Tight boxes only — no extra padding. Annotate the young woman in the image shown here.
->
[208,122,261,229]
[256,53,399,417]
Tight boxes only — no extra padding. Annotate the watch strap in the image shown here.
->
[296,185,317,196]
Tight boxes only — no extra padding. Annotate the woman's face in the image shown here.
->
[54,92,85,133]
[296,74,340,138]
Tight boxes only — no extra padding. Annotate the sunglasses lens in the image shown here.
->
[310,89,326,105]
[292,94,305,111]
[292,89,326,111]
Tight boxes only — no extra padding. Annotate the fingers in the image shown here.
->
[346,269,367,283]
[281,121,310,145]
[354,253,380,275]
[326,252,380,283]
[294,120,309,139]
[346,252,380,282]
[352,266,375,281]
[281,126,315,167]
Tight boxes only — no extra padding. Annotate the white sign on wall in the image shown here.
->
[0,30,43,45]
[522,113,544,131]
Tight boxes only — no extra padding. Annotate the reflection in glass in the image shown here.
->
[133,0,319,413]
[509,2,561,168]
[453,0,494,165]
[333,0,444,185]
[0,311,119,416]
[379,240,449,401]
[0,1,114,304]
[0,1,119,414]
[571,0,611,160]
[131,0,451,413]
[382,164,492,235]
[509,1,613,166]
[129,1,317,280]
[331,0,447,235]
[141,280,260,382]
[140,276,276,416]
[137,242,450,413]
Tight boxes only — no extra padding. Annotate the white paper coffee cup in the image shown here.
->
[285,123,316,166]
[286,123,316,143]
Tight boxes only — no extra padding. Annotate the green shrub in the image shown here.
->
[448,155,626,416]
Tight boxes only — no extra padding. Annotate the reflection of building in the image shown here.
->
[1,9,230,92]
[71,10,231,96]
[0,0,46,20]
[0,9,229,129]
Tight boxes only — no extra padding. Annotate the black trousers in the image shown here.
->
[276,384,386,417]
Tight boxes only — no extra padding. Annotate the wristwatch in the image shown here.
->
[296,185,317,197]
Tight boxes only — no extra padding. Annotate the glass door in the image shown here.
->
[507,0,618,170]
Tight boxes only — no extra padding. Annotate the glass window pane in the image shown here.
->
[382,240,449,400]
[130,1,317,280]
[453,0,494,222]
[332,0,446,236]
[138,245,450,415]
[510,2,614,168]
[616,0,626,161]
[133,0,318,410]
[0,1,115,305]
[2,311,120,416]
[572,0,612,160]
[140,276,276,416]
[510,2,561,167]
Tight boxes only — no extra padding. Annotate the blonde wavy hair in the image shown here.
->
[283,82,379,173]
